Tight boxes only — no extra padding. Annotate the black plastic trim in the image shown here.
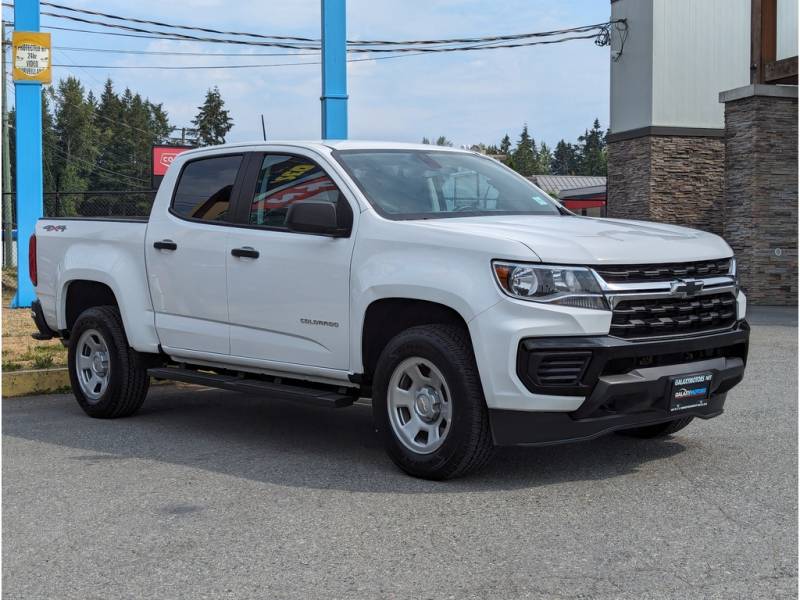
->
[30,300,58,340]
[517,322,750,397]
[489,394,727,447]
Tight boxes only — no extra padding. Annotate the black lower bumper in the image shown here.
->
[491,323,749,446]
[30,299,58,341]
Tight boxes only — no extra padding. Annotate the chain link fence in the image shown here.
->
[2,190,156,267]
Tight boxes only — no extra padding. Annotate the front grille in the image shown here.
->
[595,259,731,283]
[610,292,737,339]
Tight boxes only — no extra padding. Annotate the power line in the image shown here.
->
[54,46,321,58]
[3,2,621,54]
[38,1,619,48]
[43,31,602,71]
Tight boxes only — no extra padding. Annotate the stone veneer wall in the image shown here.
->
[607,135,725,235]
[722,91,798,306]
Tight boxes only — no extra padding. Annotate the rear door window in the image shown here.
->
[172,155,243,222]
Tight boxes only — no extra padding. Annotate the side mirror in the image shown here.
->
[286,200,350,237]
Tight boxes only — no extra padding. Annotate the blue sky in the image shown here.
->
[5,0,611,148]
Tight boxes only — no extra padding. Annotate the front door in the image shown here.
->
[225,152,356,370]
[145,153,245,355]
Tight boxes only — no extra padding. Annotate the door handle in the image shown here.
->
[231,246,259,259]
[153,240,177,251]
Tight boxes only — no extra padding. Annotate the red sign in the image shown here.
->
[152,146,191,176]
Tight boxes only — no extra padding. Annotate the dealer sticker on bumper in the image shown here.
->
[670,372,713,412]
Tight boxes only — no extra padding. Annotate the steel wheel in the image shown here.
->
[75,328,111,403]
[387,356,453,454]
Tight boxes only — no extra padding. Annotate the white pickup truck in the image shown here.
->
[30,141,749,479]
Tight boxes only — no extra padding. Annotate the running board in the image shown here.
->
[148,367,355,408]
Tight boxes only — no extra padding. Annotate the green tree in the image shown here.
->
[421,137,431,144]
[51,77,99,214]
[551,139,579,175]
[536,142,553,175]
[193,86,233,146]
[499,133,511,155]
[510,124,536,176]
[435,135,453,147]
[578,118,607,176]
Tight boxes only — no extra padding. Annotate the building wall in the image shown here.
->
[608,135,724,234]
[777,0,799,60]
[610,0,653,133]
[610,0,750,134]
[607,137,652,220]
[722,92,798,305]
[651,0,750,129]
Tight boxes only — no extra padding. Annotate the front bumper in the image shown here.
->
[490,322,749,446]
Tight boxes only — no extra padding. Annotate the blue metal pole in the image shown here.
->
[321,0,347,140]
[11,0,43,308]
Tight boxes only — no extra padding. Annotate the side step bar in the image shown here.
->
[148,367,356,408]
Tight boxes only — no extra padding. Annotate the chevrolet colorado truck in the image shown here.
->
[30,141,749,480]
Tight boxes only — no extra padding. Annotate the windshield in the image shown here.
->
[334,149,561,219]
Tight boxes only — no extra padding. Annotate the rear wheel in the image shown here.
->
[372,324,494,480]
[616,417,694,438]
[68,306,149,418]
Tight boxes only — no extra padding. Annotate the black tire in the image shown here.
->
[372,324,494,480]
[68,305,150,419]
[616,416,694,439]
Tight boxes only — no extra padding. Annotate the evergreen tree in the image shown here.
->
[536,142,553,175]
[578,118,607,176]
[91,79,126,191]
[435,136,453,147]
[192,86,233,146]
[421,137,431,144]
[52,77,99,213]
[499,133,511,156]
[510,124,536,176]
[551,140,580,175]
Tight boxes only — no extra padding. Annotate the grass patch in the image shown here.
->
[3,280,68,372]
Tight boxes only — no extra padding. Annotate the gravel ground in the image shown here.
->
[3,309,796,599]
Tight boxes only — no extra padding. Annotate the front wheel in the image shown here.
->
[68,306,150,418]
[372,324,494,480]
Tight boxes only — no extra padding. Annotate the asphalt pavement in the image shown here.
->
[3,308,797,599]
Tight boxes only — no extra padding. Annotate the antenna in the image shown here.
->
[260,114,267,141]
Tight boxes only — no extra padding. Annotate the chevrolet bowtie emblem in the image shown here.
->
[670,278,704,298]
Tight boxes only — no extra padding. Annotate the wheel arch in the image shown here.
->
[359,297,474,383]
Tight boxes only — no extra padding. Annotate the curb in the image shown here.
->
[2,369,176,398]
[3,368,71,397]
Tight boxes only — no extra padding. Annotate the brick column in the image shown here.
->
[720,84,798,306]
[607,131,725,235]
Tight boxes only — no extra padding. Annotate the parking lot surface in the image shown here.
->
[3,309,797,599]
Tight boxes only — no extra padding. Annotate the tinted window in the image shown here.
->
[335,150,560,219]
[249,155,343,228]
[172,155,242,221]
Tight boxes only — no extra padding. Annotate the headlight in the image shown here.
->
[493,261,609,310]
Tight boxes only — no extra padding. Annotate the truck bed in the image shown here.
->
[34,217,155,351]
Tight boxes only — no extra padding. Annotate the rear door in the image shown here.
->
[224,151,357,370]
[145,153,246,355]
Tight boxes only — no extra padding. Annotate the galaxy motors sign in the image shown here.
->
[151,145,193,189]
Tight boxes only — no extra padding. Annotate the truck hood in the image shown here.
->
[411,215,732,264]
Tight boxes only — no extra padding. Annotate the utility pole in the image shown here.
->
[321,0,348,139]
[1,21,13,268]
